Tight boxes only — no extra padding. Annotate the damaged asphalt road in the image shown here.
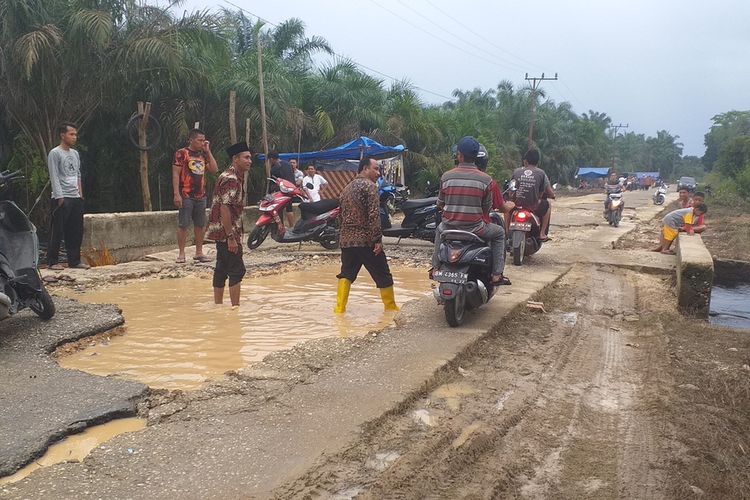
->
[0,299,146,477]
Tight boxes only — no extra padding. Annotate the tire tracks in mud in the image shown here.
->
[274,266,672,499]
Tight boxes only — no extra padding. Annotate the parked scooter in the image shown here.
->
[377,177,410,215]
[653,184,667,205]
[431,229,496,327]
[247,177,340,250]
[381,196,439,242]
[0,170,55,321]
[605,192,624,227]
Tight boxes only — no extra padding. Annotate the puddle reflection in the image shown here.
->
[57,264,429,390]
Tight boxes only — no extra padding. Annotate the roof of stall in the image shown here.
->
[257,136,405,162]
[575,167,610,178]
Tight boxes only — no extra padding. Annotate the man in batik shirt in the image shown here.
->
[207,142,252,306]
[334,157,399,313]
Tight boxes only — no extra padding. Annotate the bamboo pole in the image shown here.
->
[229,90,237,144]
[137,101,153,211]
[257,37,270,194]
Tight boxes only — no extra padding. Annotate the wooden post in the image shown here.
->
[137,101,153,211]
[244,118,251,202]
[229,90,237,144]
[257,37,270,194]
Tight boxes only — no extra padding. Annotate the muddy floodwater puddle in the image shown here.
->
[0,418,145,486]
[57,264,430,390]
[710,283,750,330]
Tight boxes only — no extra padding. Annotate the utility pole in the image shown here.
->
[525,72,558,151]
[257,36,270,194]
[609,123,629,173]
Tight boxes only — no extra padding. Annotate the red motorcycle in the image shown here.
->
[246,177,340,250]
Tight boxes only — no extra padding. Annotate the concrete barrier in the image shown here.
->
[676,233,714,317]
[82,206,268,263]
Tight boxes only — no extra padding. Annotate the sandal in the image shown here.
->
[193,255,212,263]
[175,256,186,264]
[539,235,552,242]
[48,263,65,271]
[491,275,512,286]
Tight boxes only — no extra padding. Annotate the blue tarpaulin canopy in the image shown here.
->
[575,167,610,178]
[258,136,405,162]
[634,171,660,179]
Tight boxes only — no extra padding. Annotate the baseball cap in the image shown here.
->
[457,136,480,158]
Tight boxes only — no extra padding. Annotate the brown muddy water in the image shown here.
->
[57,264,430,390]
[0,418,145,485]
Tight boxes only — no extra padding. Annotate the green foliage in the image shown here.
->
[0,1,710,216]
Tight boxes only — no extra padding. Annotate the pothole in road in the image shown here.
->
[0,418,145,486]
[55,264,430,391]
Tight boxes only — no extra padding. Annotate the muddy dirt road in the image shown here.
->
[6,188,748,499]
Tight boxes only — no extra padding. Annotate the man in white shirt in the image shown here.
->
[302,164,328,202]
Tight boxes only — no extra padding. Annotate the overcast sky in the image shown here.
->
[179,0,750,156]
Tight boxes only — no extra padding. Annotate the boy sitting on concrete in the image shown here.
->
[652,203,708,255]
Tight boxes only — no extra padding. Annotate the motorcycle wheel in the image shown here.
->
[511,231,526,266]
[444,289,466,327]
[29,283,55,320]
[383,193,396,215]
[247,225,270,249]
[656,195,665,205]
[319,233,339,250]
[608,210,618,227]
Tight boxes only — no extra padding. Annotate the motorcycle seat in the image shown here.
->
[299,199,339,219]
[441,230,485,244]
[401,197,437,210]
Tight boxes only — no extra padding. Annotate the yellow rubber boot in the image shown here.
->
[334,278,351,313]
[380,286,400,311]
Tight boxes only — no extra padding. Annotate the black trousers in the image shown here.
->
[213,241,246,288]
[337,246,394,288]
[48,197,84,266]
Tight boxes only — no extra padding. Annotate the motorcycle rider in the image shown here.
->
[509,149,555,241]
[476,144,515,221]
[431,136,510,286]
[603,172,623,218]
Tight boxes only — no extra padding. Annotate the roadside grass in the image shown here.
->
[664,312,750,498]
[699,202,750,261]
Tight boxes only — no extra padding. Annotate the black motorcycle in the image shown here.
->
[381,197,439,242]
[431,229,496,327]
[0,170,55,321]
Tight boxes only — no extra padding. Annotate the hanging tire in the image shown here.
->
[511,230,526,266]
[30,284,55,320]
[247,225,270,249]
[444,289,466,327]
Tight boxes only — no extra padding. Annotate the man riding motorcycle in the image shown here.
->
[603,172,623,217]
[430,136,510,286]
[476,144,515,221]
[507,149,555,241]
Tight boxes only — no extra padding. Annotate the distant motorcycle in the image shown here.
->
[0,170,55,321]
[247,177,340,250]
[652,184,667,205]
[605,192,624,227]
[377,178,410,215]
[432,229,497,327]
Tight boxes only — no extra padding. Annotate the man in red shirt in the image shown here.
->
[172,129,218,263]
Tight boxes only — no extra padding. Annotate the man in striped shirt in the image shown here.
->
[431,136,509,286]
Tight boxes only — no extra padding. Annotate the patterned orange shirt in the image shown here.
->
[173,148,209,199]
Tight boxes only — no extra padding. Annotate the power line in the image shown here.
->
[219,0,454,101]
[392,0,527,72]
[423,0,546,73]
[366,0,524,75]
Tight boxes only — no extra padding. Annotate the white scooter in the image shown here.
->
[653,184,668,205]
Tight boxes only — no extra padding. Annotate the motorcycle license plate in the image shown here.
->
[432,270,468,284]
[509,222,532,231]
